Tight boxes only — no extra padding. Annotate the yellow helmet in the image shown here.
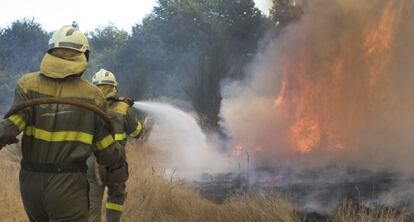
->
[48,24,90,53]
[92,69,118,86]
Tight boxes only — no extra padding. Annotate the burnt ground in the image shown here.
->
[196,166,414,220]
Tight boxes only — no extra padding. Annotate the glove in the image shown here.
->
[125,98,135,107]
[0,136,19,150]
[0,118,21,150]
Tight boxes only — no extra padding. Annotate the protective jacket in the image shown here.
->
[5,72,122,167]
[96,84,142,147]
[88,85,142,222]
[0,51,124,222]
[108,97,142,146]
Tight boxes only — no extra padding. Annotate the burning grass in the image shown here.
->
[221,0,414,173]
[0,142,409,222]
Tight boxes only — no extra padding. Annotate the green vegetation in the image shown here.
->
[0,18,49,114]
[0,0,301,129]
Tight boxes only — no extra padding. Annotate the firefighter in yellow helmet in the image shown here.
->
[88,69,143,222]
[0,24,124,222]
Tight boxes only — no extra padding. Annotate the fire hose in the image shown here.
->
[3,97,114,135]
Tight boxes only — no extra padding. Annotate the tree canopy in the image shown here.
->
[0,0,301,128]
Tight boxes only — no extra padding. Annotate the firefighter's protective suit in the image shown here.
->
[88,69,142,222]
[0,25,124,222]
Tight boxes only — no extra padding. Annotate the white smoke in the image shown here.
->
[134,102,230,177]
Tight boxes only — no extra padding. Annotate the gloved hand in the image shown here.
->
[0,118,21,150]
[0,136,19,150]
[124,97,135,107]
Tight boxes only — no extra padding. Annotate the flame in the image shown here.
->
[364,0,402,89]
[273,1,404,154]
[274,80,287,108]
[230,146,244,157]
[222,0,414,167]
[290,116,321,153]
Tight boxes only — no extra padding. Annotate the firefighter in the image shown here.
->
[88,69,143,222]
[0,24,124,222]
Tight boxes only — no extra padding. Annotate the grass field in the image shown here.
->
[0,142,407,222]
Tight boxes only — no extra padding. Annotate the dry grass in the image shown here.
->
[0,146,26,222]
[123,141,296,222]
[0,142,409,222]
[333,202,406,222]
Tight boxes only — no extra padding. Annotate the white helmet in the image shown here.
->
[92,69,118,86]
[48,23,90,53]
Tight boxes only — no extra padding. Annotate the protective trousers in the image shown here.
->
[87,156,128,222]
[20,169,89,222]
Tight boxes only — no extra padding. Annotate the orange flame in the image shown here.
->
[364,0,403,89]
[230,146,244,157]
[273,1,404,154]
[290,116,321,153]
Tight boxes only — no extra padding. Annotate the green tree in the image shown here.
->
[86,25,128,80]
[0,19,49,114]
[0,18,48,77]
[270,0,302,28]
[115,0,268,129]
[0,1,303,127]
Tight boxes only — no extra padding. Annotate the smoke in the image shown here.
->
[134,102,230,177]
[220,0,414,173]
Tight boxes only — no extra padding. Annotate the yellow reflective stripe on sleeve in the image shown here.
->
[24,126,93,144]
[95,135,114,150]
[8,114,26,131]
[129,122,142,138]
[114,133,127,141]
[106,202,123,212]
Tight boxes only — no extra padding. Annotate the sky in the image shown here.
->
[0,0,271,32]
[0,0,159,32]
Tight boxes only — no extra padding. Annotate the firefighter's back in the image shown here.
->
[17,72,106,165]
[0,24,124,222]
[16,72,110,222]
